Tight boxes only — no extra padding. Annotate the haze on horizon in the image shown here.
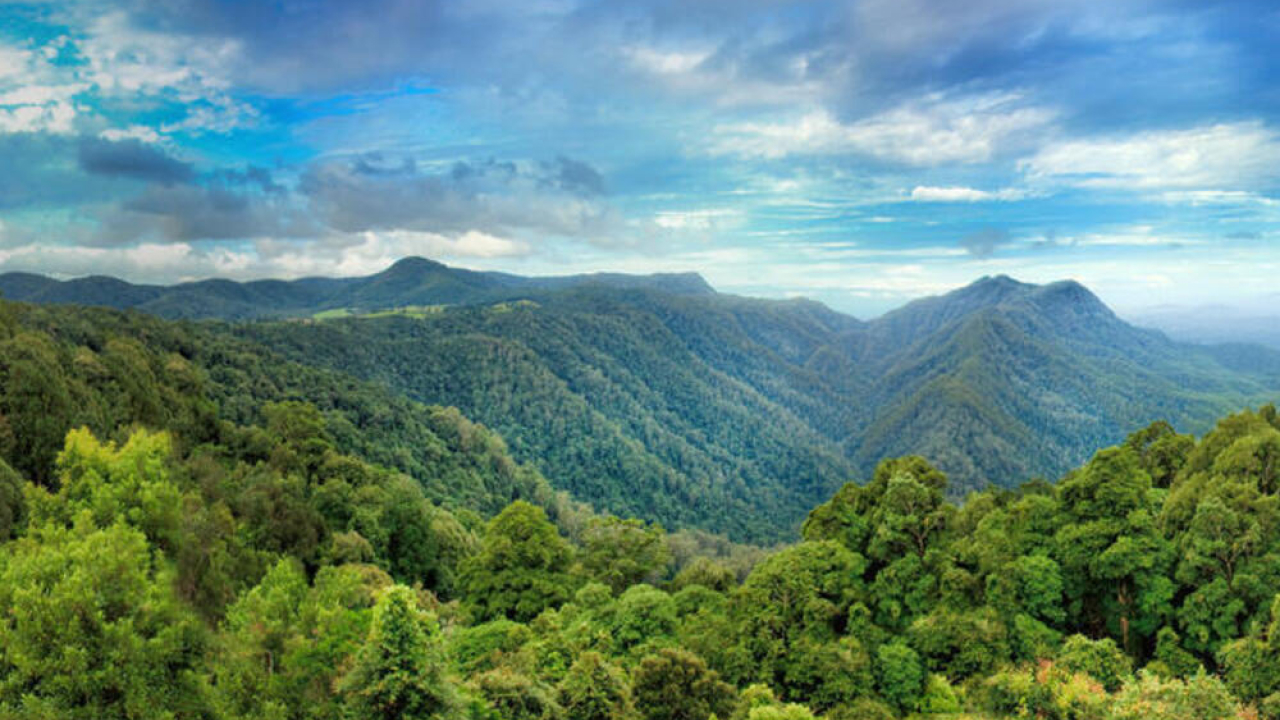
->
[1,0,1278,318]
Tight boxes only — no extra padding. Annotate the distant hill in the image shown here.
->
[0,257,714,319]
[1128,303,1280,351]
[4,260,1279,541]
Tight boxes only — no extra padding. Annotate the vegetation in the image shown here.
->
[239,274,1280,542]
[0,292,1278,717]
[7,262,1280,544]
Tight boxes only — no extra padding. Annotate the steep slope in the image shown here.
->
[5,261,1280,535]
[0,300,560,517]
[848,277,1276,493]
[238,288,861,542]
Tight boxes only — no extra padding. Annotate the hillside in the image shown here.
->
[5,261,1279,542]
[0,300,565,518]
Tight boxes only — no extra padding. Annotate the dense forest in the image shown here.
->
[0,295,1279,719]
[9,260,1279,544]
[236,270,1280,542]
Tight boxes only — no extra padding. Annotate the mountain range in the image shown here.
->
[4,258,1278,542]
[0,257,713,320]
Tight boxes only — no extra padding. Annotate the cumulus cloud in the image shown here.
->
[1021,122,1280,191]
[77,137,194,185]
[299,154,619,241]
[708,92,1055,165]
[94,182,322,245]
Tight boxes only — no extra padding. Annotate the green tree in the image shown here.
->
[874,641,924,714]
[1054,447,1173,655]
[729,541,865,697]
[631,648,736,720]
[575,516,671,594]
[1057,634,1132,692]
[461,501,575,622]
[339,585,461,720]
[557,651,635,720]
[0,522,211,718]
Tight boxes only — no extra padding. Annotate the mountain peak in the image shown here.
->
[383,256,448,275]
[1029,278,1116,323]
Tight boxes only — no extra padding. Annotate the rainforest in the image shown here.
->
[0,294,1278,720]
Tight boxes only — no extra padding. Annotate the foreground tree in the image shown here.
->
[632,648,736,720]
[340,585,461,720]
[461,501,575,622]
[0,522,211,718]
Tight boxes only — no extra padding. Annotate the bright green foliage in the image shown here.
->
[747,704,816,720]
[917,673,962,714]
[605,584,678,653]
[29,428,182,546]
[1057,635,1133,693]
[211,560,389,720]
[469,667,562,720]
[979,663,1110,720]
[575,516,671,594]
[632,648,736,720]
[1110,671,1242,720]
[874,641,924,713]
[461,501,575,622]
[556,651,635,720]
[670,556,736,592]
[339,585,461,720]
[0,521,211,718]
[450,619,535,675]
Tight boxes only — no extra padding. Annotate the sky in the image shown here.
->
[1,0,1279,317]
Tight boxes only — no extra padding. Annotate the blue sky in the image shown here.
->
[1,0,1278,316]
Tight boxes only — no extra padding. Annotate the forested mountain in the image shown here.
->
[5,260,1279,543]
[0,256,713,320]
[217,267,1276,540]
[2,283,1279,719]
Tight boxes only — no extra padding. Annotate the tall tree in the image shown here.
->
[339,585,461,720]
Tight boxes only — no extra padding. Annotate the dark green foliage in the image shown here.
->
[575,516,671,594]
[631,648,736,720]
[0,457,23,539]
[461,501,575,622]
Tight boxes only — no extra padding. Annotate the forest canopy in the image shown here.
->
[0,298,1278,718]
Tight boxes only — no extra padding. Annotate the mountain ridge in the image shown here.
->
[2,258,1277,540]
[0,256,716,320]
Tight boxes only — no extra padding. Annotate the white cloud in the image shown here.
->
[100,125,163,144]
[0,102,77,134]
[78,11,257,134]
[0,46,29,80]
[1156,190,1279,206]
[909,185,1028,202]
[0,40,85,134]
[1058,225,1205,248]
[624,45,711,75]
[1021,121,1280,191]
[653,208,740,231]
[708,92,1055,165]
